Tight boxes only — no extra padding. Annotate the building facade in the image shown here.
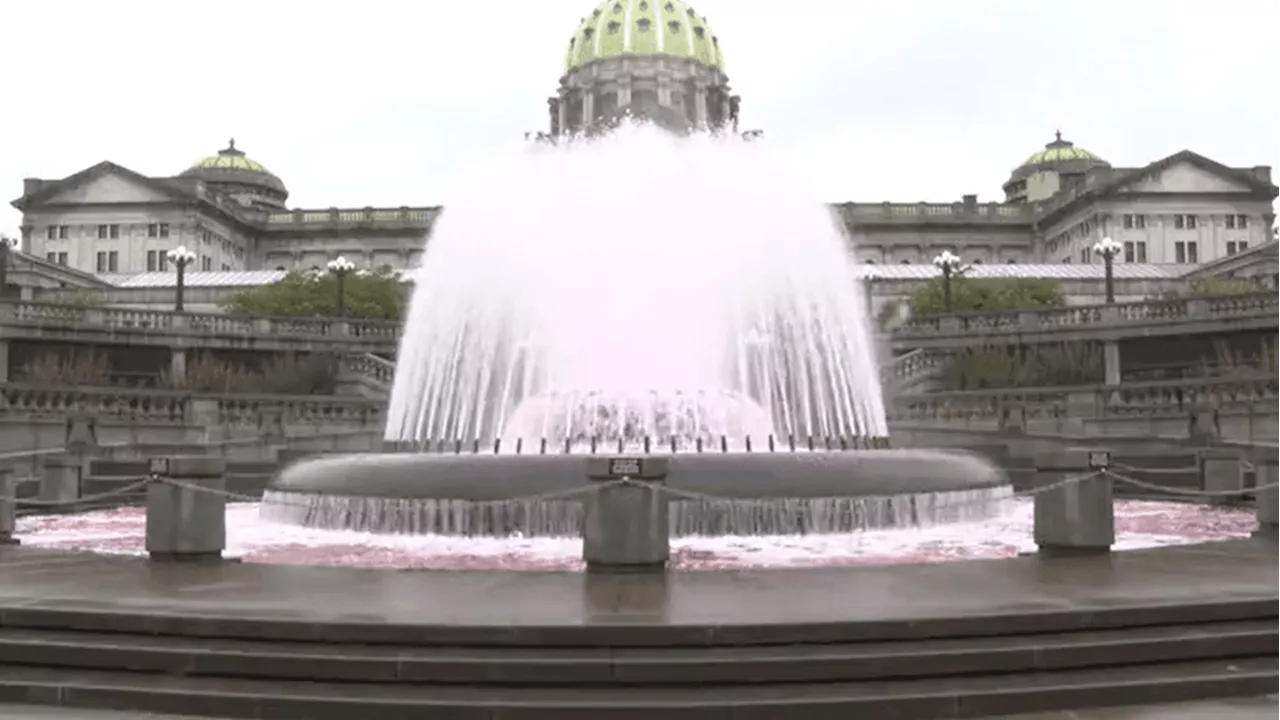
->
[9,0,1278,280]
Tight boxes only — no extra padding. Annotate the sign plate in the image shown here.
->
[607,457,643,478]
[148,457,170,476]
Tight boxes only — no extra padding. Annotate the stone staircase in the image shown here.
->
[0,590,1272,717]
[336,352,395,400]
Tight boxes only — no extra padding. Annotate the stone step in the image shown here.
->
[0,655,1272,719]
[0,619,1272,687]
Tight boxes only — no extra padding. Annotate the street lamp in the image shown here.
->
[1092,236,1123,304]
[0,234,17,300]
[326,256,355,317]
[166,246,196,312]
[931,250,967,312]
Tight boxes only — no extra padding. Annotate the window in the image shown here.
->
[46,251,57,262]
[221,263,231,271]
[1239,241,1249,252]
[158,254,168,272]
[55,252,67,265]
[108,251,118,272]
[1125,241,1148,263]
[1227,241,1238,256]
[96,251,107,272]
[1123,241,1135,263]
[158,223,170,238]
[46,226,56,240]
[148,223,158,238]
[201,256,212,271]
[1122,214,1147,229]
[58,225,68,239]
[1175,241,1198,263]
[1187,242,1198,263]
[1136,242,1147,262]
[1237,214,1248,228]
[146,250,158,271]
[1080,248,1091,264]
[1226,215,1236,229]
[108,224,120,239]
[97,224,108,239]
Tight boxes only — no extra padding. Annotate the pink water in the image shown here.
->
[15,499,1255,572]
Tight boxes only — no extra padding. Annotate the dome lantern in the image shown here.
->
[181,138,288,208]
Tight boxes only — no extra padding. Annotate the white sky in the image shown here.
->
[2,0,1278,237]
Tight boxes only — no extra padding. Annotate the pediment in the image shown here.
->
[43,170,178,205]
[1116,159,1255,194]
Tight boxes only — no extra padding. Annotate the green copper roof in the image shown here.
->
[187,139,273,175]
[564,0,724,74]
[1021,131,1105,167]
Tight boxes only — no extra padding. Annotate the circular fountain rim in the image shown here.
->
[269,449,1007,502]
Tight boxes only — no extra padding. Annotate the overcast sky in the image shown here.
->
[2,0,1277,238]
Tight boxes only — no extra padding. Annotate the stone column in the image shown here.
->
[145,456,227,562]
[1253,451,1278,540]
[1033,450,1114,556]
[0,466,18,545]
[188,398,225,443]
[582,457,671,572]
[0,339,9,383]
[1199,448,1244,505]
[618,80,632,109]
[39,454,82,509]
[582,92,595,125]
[1103,340,1121,386]
[557,93,569,134]
[169,348,187,385]
[693,86,708,128]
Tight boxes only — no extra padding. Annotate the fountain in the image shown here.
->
[263,123,1010,537]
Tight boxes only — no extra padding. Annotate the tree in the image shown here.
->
[220,266,407,319]
[909,277,1063,316]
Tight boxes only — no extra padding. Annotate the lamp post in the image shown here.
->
[326,256,355,317]
[0,234,17,300]
[1093,236,1122,304]
[931,250,966,312]
[166,246,196,312]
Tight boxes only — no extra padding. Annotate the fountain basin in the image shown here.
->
[263,449,1010,537]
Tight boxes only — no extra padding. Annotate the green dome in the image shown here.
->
[564,0,724,74]
[1020,131,1106,167]
[181,139,287,197]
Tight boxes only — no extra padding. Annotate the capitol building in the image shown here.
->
[7,0,1278,295]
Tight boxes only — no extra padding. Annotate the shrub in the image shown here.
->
[910,277,1063,316]
[18,350,112,386]
[162,352,338,394]
[939,342,1104,391]
[221,266,406,320]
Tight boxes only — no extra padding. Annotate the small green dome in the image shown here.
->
[564,0,724,74]
[1020,131,1106,167]
[182,139,287,197]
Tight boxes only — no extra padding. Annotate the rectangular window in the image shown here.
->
[201,256,212,271]
[96,251,107,272]
[46,251,57,262]
[1175,242,1186,263]
[1187,242,1198,263]
[57,252,68,265]
[1237,214,1248,228]
[1186,215,1197,230]
[158,253,168,272]
[1123,241,1136,263]
[108,251,119,272]
[148,223,158,238]
[1123,214,1133,229]
[1225,215,1236,229]
[58,225,68,239]
[1135,242,1147,263]
[158,223,170,238]
[97,224,108,239]
[1135,214,1146,229]
[1240,241,1249,252]
[221,263,231,271]
[1227,241,1238,256]
[46,226,57,240]
[108,224,120,239]
[1174,215,1184,230]
[146,250,158,272]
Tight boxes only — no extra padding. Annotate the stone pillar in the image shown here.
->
[693,87,708,128]
[582,92,595,125]
[1252,451,1277,540]
[39,454,82,509]
[557,93,569,134]
[1033,450,1114,556]
[1103,340,1121,386]
[1000,402,1027,434]
[1199,448,1244,505]
[0,338,9,383]
[145,456,227,562]
[259,406,286,445]
[618,81,632,110]
[188,398,225,442]
[0,466,18,545]
[169,349,187,385]
[583,457,670,572]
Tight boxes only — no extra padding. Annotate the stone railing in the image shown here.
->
[894,291,1277,341]
[342,352,396,386]
[837,202,1032,224]
[884,349,948,390]
[264,206,438,228]
[0,300,400,344]
[0,384,383,427]
[889,374,1279,425]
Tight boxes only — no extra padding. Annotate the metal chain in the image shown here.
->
[12,479,150,508]
[1104,469,1280,498]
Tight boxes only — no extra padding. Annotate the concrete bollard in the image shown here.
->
[1199,448,1246,505]
[1252,451,1278,540]
[583,456,671,572]
[145,456,227,563]
[1033,450,1115,557]
[0,467,18,546]
[39,453,83,510]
